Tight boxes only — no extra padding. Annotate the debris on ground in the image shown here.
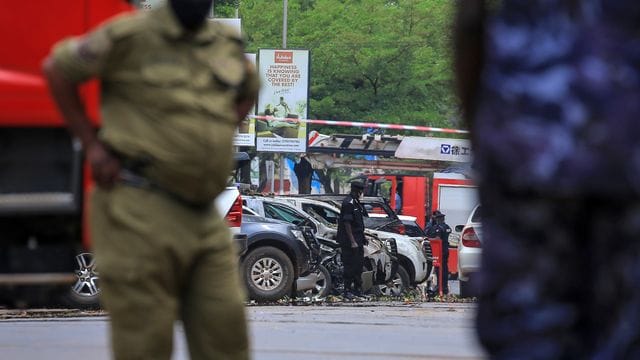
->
[2,292,476,318]
[242,291,476,307]
[0,309,107,320]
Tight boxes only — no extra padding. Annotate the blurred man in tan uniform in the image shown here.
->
[43,0,258,359]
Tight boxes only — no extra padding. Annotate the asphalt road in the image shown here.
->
[249,303,485,360]
[0,302,485,360]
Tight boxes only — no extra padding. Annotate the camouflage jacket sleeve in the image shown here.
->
[237,54,260,103]
[50,21,117,82]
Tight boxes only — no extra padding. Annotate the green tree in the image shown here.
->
[239,0,459,131]
[213,0,240,17]
[238,0,461,193]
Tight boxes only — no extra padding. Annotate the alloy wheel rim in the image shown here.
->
[380,274,403,296]
[72,253,100,297]
[251,257,284,291]
[313,271,327,294]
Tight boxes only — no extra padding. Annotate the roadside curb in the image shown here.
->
[0,309,107,320]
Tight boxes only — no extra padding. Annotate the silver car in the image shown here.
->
[455,205,482,298]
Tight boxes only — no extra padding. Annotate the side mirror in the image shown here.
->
[455,225,464,232]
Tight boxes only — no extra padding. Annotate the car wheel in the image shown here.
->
[375,265,410,297]
[301,264,333,298]
[243,246,294,302]
[62,252,100,308]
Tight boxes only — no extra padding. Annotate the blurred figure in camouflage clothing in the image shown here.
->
[456,1,640,358]
[43,0,258,358]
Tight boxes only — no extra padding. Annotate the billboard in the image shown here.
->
[234,53,257,147]
[257,49,310,153]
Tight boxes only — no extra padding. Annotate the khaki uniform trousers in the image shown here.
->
[91,185,249,360]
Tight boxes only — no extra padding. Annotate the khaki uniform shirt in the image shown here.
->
[52,5,259,204]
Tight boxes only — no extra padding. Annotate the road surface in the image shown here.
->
[0,302,486,359]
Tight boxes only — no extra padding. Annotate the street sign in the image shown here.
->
[395,137,472,163]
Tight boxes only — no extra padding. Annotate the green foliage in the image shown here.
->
[212,0,240,17]
[239,0,461,130]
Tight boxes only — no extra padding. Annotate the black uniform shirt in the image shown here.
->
[337,194,367,247]
[427,222,452,251]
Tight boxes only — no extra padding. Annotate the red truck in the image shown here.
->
[364,173,476,229]
[0,1,246,308]
[0,1,134,307]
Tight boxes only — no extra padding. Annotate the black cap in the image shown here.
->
[432,210,445,218]
[350,181,365,190]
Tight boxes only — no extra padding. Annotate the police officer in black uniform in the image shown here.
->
[337,181,368,298]
[427,210,452,294]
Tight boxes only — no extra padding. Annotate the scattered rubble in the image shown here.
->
[1,292,476,319]
[0,308,107,320]
[245,291,476,307]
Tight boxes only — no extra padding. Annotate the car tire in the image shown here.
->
[61,252,100,308]
[301,264,333,298]
[459,275,477,298]
[243,246,294,302]
[375,265,410,297]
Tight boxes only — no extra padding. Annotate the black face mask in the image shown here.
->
[169,0,213,31]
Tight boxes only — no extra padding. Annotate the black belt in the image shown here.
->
[117,166,212,213]
[106,147,212,211]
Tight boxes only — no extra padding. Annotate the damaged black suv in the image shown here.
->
[240,215,318,302]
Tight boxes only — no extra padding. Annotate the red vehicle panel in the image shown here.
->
[0,1,132,299]
[365,173,477,278]
[0,0,131,126]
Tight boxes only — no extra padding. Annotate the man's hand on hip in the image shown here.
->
[87,141,121,189]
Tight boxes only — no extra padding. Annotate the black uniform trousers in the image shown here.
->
[441,244,449,294]
[341,245,364,294]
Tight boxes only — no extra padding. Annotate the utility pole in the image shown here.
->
[282,0,288,49]
[279,0,288,195]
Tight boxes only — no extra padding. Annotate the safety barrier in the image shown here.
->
[250,115,470,135]
[428,237,444,296]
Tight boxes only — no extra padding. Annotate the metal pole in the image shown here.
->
[271,167,276,193]
[279,0,288,195]
[279,154,285,195]
[282,0,288,49]
[208,0,215,18]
